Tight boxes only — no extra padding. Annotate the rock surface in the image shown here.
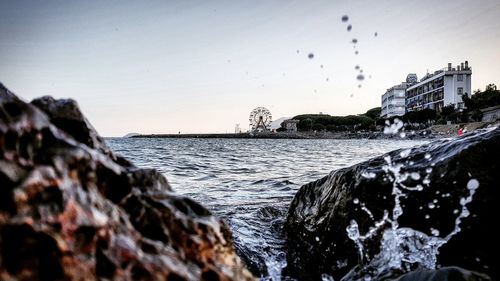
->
[0,83,254,280]
[285,127,499,280]
[392,267,491,281]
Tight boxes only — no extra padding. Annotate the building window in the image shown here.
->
[457,87,463,95]
[457,74,463,81]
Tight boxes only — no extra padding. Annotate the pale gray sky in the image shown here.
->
[1,0,499,136]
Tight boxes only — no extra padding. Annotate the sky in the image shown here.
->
[1,0,500,136]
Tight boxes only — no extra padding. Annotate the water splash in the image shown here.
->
[383,118,404,135]
[344,152,481,280]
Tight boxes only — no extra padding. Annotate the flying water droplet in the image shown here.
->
[374,32,378,37]
[308,53,314,59]
[428,203,435,209]
[430,228,440,236]
[352,38,358,44]
[347,24,352,31]
[341,15,349,22]
[410,172,420,180]
[357,74,365,81]
[467,179,479,190]
[355,65,360,70]
[355,51,359,55]
[353,198,360,204]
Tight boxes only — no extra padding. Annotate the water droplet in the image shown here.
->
[296,49,300,54]
[315,236,320,242]
[428,203,435,209]
[424,153,431,160]
[430,228,440,236]
[350,93,354,98]
[347,24,352,31]
[322,274,335,281]
[433,199,438,203]
[467,179,479,190]
[399,149,411,158]
[399,132,406,138]
[374,32,378,37]
[308,53,314,59]
[341,15,349,22]
[410,172,420,180]
[353,198,359,204]
[358,84,362,88]
[355,65,360,70]
[352,38,358,44]
[320,64,324,68]
[355,50,359,55]
[357,74,365,81]
[426,167,433,174]
[326,77,329,82]
[346,220,360,240]
[425,214,430,219]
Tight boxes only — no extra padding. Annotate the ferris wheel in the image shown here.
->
[249,107,272,132]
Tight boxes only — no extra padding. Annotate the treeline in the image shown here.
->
[290,107,380,132]
[462,84,500,121]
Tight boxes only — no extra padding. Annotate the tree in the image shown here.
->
[364,107,381,119]
[462,84,500,121]
[440,104,456,123]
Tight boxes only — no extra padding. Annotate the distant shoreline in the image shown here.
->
[130,131,436,140]
[128,122,497,140]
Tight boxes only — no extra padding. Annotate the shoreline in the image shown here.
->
[129,122,498,140]
[130,131,438,140]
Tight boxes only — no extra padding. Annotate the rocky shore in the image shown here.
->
[0,83,254,280]
[285,125,498,280]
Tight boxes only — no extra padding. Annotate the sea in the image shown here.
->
[106,138,427,280]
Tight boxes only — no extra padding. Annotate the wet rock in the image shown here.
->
[0,83,254,280]
[285,127,499,280]
[393,266,491,281]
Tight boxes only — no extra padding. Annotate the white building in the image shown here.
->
[381,74,416,117]
[281,119,299,132]
[406,61,472,112]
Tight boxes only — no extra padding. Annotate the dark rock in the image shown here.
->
[0,83,254,280]
[393,266,491,281]
[285,127,499,280]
